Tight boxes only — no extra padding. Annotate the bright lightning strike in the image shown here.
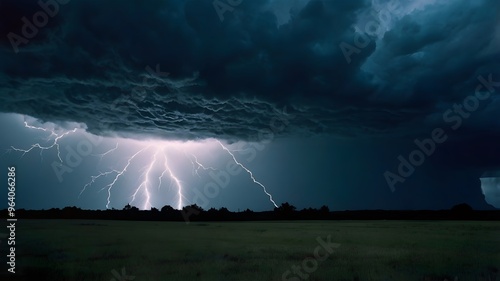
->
[157,156,169,191]
[86,142,188,210]
[130,148,158,210]
[99,146,150,209]
[24,121,55,137]
[79,170,119,198]
[93,143,119,162]
[161,149,185,210]
[216,140,278,208]
[11,120,78,162]
[189,154,217,177]
[11,116,281,211]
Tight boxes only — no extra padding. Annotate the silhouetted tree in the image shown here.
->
[451,203,473,212]
[161,205,175,214]
[10,199,500,221]
[61,206,81,219]
[123,204,139,212]
[274,202,297,219]
[183,204,203,213]
[180,204,204,221]
[275,202,296,213]
[207,207,217,213]
[319,205,329,213]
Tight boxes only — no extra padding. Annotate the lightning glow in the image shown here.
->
[157,156,169,190]
[100,146,150,209]
[161,149,185,210]
[190,154,217,177]
[130,148,158,209]
[11,120,78,162]
[216,140,279,208]
[84,142,189,210]
[79,170,119,198]
[10,115,281,211]
[93,143,119,162]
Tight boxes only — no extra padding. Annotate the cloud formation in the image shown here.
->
[0,0,498,141]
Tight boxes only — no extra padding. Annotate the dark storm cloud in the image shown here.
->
[0,0,498,141]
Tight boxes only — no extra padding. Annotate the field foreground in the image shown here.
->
[3,220,500,281]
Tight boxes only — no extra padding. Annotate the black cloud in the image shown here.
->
[0,0,498,142]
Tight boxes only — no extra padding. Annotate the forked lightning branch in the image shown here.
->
[10,117,278,211]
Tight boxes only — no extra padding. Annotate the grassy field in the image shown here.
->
[3,220,500,280]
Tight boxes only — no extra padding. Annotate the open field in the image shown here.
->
[3,220,500,280]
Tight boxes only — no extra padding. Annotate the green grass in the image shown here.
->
[7,220,500,280]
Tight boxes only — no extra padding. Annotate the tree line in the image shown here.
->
[2,202,500,221]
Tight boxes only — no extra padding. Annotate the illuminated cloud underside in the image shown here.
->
[480,177,500,208]
[11,115,279,210]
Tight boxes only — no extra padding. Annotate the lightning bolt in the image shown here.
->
[93,143,119,162]
[189,154,217,177]
[125,145,187,210]
[12,117,280,211]
[161,148,185,210]
[11,119,78,162]
[100,146,151,209]
[216,140,278,208]
[83,143,188,210]
[157,154,169,191]
[24,121,56,137]
[79,170,119,198]
[130,148,158,210]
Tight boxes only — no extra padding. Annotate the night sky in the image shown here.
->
[0,0,499,211]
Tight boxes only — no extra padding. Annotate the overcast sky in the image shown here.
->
[0,0,499,211]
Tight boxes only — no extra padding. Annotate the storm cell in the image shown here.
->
[480,177,500,208]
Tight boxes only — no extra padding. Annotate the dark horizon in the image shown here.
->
[4,202,499,223]
[1,0,499,213]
